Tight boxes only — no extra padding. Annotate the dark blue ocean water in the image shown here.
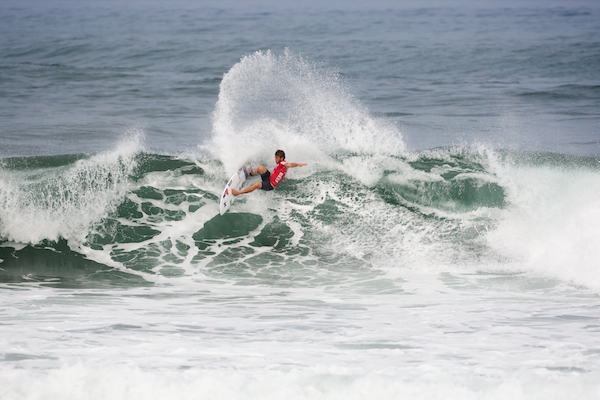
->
[1,1,600,399]
[1,0,598,157]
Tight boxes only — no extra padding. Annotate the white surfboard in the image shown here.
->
[220,166,249,215]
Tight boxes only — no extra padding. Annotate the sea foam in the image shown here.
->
[1,363,599,400]
[209,49,405,175]
[486,155,600,289]
[0,132,143,245]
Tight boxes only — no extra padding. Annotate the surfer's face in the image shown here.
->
[275,155,283,163]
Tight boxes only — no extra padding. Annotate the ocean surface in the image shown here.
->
[1,1,600,399]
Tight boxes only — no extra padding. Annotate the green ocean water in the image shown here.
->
[1,147,598,289]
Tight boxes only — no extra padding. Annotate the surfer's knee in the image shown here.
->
[255,165,267,174]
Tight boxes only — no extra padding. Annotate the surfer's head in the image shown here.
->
[275,150,285,160]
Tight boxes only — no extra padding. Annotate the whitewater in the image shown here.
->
[1,2,600,399]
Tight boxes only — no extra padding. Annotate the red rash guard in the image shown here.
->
[269,160,288,188]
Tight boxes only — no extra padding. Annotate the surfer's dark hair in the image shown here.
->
[275,150,285,160]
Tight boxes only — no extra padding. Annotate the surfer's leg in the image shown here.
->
[232,182,262,196]
[252,165,268,176]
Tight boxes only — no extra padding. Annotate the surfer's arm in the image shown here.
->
[285,162,307,168]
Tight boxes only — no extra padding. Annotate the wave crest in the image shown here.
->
[0,133,143,245]
[210,49,405,174]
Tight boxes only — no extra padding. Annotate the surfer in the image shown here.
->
[232,150,307,196]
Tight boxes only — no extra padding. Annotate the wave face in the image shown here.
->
[1,146,599,290]
[1,51,600,291]
[1,51,600,293]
